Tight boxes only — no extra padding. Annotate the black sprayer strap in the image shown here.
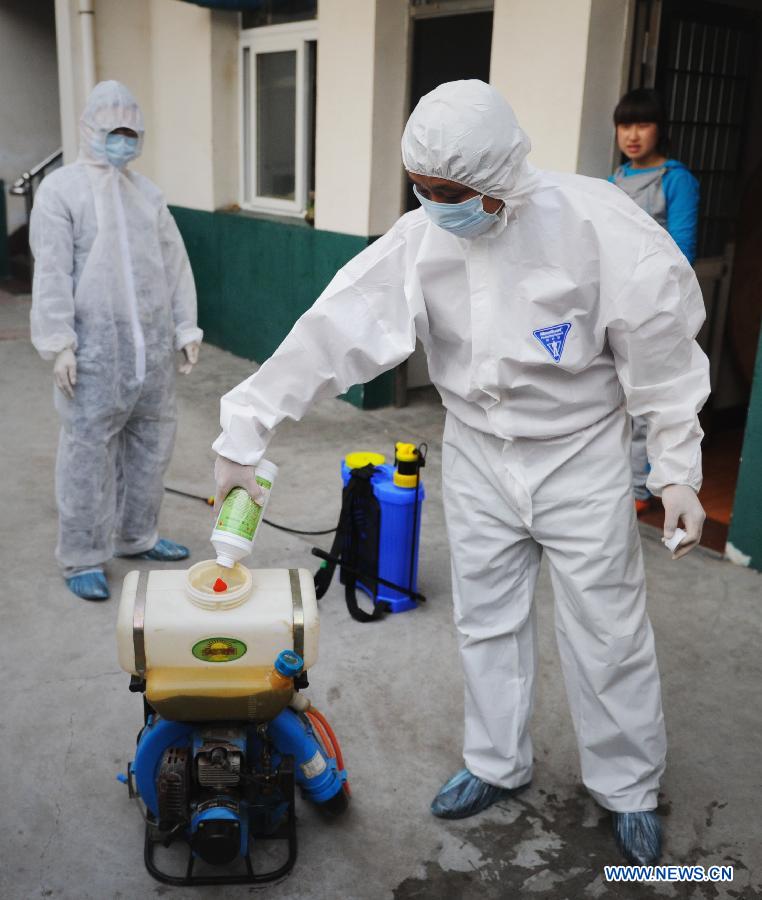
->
[344,575,386,622]
[313,469,358,600]
[341,466,385,622]
[313,464,386,622]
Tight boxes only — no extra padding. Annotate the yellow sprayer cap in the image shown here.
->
[394,442,420,488]
[345,451,386,470]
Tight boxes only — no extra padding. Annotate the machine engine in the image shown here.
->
[127,701,348,884]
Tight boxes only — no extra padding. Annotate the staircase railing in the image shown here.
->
[10,148,64,222]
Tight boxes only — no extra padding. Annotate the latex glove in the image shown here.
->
[661,484,705,559]
[214,454,265,514]
[54,348,77,399]
[178,341,200,375]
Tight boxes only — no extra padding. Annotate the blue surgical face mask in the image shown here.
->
[413,184,502,238]
[104,133,139,168]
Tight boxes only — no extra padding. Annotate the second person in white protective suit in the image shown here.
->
[212,81,709,865]
[30,81,203,601]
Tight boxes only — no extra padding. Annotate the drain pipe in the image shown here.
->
[79,0,96,96]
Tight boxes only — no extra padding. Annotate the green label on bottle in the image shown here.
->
[215,482,270,540]
[192,636,247,663]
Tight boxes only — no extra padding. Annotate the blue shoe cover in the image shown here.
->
[133,538,190,561]
[431,768,528,820]
[65,569,110,601]
[612,811,662,865]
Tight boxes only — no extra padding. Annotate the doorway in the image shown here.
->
[400,3,493,397]
[628,0,762,551]
[405,8,493,212]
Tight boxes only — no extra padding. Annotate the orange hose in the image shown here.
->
[309,707,351,796]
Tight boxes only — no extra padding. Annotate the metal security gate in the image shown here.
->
[630,0,759,259]
[657,1,757,259]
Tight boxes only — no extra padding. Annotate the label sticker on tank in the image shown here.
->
[300,750,327,780]
[192,637,247,663]
[533,322,572,363]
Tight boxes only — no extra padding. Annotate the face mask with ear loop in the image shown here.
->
[104,133,140,168]
[413,184,503,238]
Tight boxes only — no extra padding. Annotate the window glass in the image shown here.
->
[242,0,316,29]
[256,50,297,200]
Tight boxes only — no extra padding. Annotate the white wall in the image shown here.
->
[54,0,239,211]
[490,0,631,176]
[368,0,410,236]
[148,1,216,210]
[314,0,409,236]
[93,0,154,173]
[577,0,633,177]
[0,0,61,235]
[55,0,94,165]
[314,0,377,235]
[210,11,240,211]
[490,0,593,172]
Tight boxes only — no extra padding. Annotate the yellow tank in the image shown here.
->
[145,665,295,722]
[116,561,318,722]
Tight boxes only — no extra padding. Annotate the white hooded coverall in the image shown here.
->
[214,81,709,812]
[30,81,203,573]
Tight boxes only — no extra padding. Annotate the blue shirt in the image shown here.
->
[609,159,700,263]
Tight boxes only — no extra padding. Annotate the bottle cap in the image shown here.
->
[215,553,235,568]
[395,442,418,462]
[394,442,420,488]
[274,649,304,677]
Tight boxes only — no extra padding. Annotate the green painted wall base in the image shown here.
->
[171,205,395,409]
[727,326,762,571]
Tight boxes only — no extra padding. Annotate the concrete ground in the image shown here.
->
[1,285,761,900]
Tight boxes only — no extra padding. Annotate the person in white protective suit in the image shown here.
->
[30,81,203,601]
[212,81,709,865]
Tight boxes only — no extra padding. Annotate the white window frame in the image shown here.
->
[239,20,317,218]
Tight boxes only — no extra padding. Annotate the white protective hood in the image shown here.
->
[401,79,540,210]
[78,80,145,166]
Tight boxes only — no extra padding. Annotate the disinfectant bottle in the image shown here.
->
[211,459,278,567]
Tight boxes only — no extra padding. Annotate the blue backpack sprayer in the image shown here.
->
[313,442,427,622]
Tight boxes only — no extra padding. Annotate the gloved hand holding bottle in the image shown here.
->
[54,347,77,399]
[214,455,265,513]
[178,340,200,375]
[661,483,706,559]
